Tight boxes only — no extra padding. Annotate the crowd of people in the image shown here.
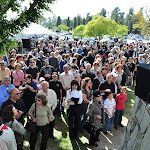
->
[0,37,150,149]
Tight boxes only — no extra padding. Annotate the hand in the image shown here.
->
[105,89,111,92]
[97,115,102,119]
[67,99,72,103]
[25,84,29,88]
[33,118,37,122]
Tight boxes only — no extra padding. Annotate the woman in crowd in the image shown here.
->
[133,57,139,86]
[12,63,24,88]
[87,90,103,147]
[115,64,126,91]
[28,93,52,150]
[19,74,37,111]
[2,105,26,150]
[67,80,83,139]
[80,77,93,133]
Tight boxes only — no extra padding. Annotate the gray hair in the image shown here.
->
[2,76,11,83]
[63,64,69,69]
[85,63,91,68]
[41,81,49,87]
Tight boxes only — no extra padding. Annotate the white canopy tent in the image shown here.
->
[14,23,57,40]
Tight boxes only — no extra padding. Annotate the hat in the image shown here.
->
[39,77,45,82]
[52,72,58,76]
[93,90,104,98]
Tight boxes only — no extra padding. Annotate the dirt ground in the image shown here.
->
[94,116,128,150]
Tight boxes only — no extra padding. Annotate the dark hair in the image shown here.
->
[0,117,2,126]
[26,74,33,81]
[2,105,14,123]
[71,80,80,91]
[35,93,48,106]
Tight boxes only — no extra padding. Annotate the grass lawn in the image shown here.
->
[23,87,136,150]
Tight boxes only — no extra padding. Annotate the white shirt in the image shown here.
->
[39,89,57,111]
[66,90,83,105]
[104,98,116,114]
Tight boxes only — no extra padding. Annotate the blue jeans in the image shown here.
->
[104,113,114,132]
[114,109,124,126]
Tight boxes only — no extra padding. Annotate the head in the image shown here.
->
[107,92,113,100]
[51,52,55,58]
[121,86,127,95]
[25,74,33,83]
[93,61,99,69]
[14,63,21,71]
[75,74,81,83]
[42,81,49,92]
[2,105,18,123]
[35,93,48,106]
[39,77,45,84]
[139,54,143,60]
[52,72,58,81]
[97,70,102,77]
[44,59,49,66]
[81,77,92,89]
[2,76,11,87]
[106,73,113,83]
[0,62,5,69]
[9,88,20,101]
[63,64,69,74]
[116,64,123,74]
[85,63,91,72]
[39,51,44,57]
[29,58,36,67]
[93,90,103,102]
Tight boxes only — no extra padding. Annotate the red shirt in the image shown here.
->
[115,93,127,110]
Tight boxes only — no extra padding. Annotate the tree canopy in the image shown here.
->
[0,0,55,53]
[73,25,85,38]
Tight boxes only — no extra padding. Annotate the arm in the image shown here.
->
[52,91,57,111]
[25,84,37,93]
[82,93,90,104]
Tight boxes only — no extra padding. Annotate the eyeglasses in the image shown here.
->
[30,62,35,63]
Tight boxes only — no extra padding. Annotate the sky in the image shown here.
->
[7,0,150,20]
[45,0,150,19]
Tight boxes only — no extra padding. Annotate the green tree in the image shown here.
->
[99,8,107,17]
[125,8,134,33]
[117,25,128,39]
[83,18,86,25]
[0,0,55,53]
[86,13,92,24]
[74,17,77,28]
[111,7,125,25]
[84,15,117,39]
[73,25,85,38]
[67,17,70,27]
[56,16,61,27]
[57,24,69,31]
[77,15,81,26]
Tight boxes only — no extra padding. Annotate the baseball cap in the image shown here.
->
[93,90,104,98]
[52,72,58,76]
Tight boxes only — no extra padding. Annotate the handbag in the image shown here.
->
[10,121,23,145]
[25,102,37,133]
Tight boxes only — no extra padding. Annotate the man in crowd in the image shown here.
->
[81,63,96,81]
[1,88,27,124]
[0,62,11,84]
[0,76,15,109]
[49,52,59,72]
[40,59,55,82]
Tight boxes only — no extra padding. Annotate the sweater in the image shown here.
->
[28,103,52,126]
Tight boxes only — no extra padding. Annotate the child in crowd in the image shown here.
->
[103,92,116,134]
[114,86,127,129]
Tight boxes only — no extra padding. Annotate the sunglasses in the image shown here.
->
[30,62,35,63]
[14,92,20,95]
[36,99,41,102]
